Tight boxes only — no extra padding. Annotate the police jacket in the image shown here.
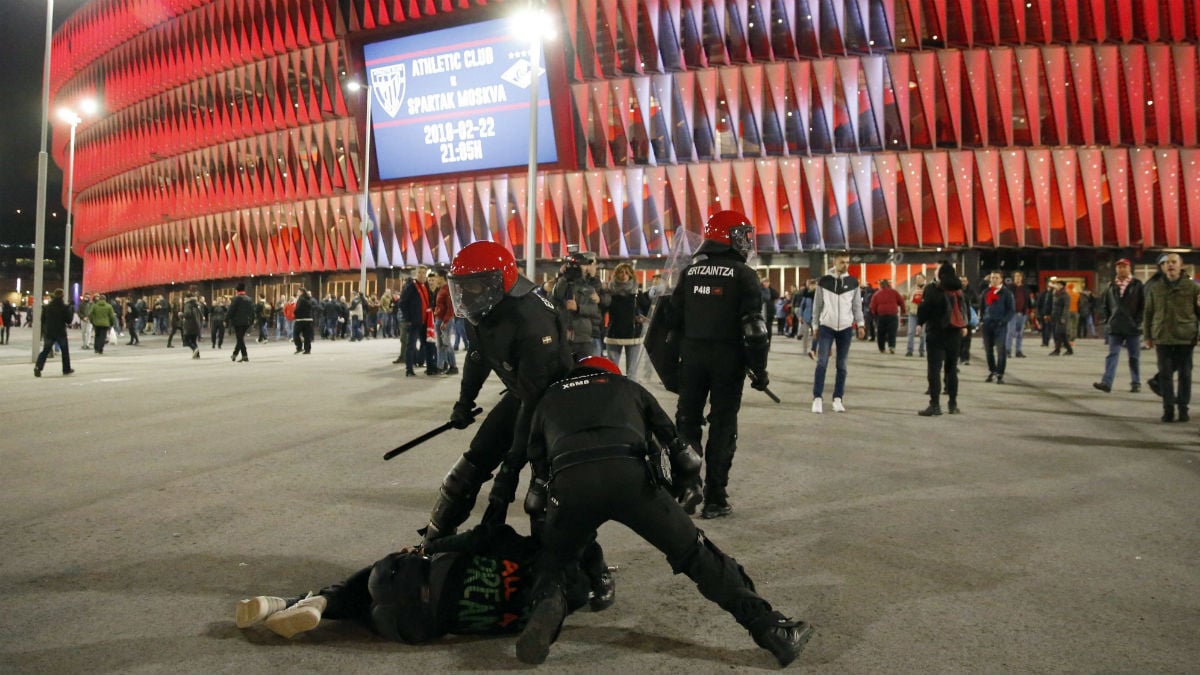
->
[813,271,864,331]
[226,293,256,327]
[1099,278,1144,337]
[527,366,678,481]
[1142,276,1200,345]
[670,247,762,343]
[458,277,572,406]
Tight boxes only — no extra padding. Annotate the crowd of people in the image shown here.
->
[13,211,1197,668]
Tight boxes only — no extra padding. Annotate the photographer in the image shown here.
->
[551,251,603,357]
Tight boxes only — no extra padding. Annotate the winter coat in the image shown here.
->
[1142,276,1200,345]
[1099,278,1144,337]
[88,300,117,328]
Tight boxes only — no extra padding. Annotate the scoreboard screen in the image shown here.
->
[363,17,559,181]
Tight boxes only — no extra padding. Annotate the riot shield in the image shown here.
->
[641,228,703,391]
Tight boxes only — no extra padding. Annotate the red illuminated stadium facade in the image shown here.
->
[48,0,1200,295]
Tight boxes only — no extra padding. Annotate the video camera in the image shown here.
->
[561,251,596,282]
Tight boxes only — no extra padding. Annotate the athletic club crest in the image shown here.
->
[371,63,407,118]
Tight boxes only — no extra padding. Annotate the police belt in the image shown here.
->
[550,444,646,476]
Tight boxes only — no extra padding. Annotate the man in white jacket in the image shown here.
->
[810,252,865,413]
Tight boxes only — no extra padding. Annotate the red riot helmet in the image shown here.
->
[703,210,755,260]
[577,355,622,375]
[448,241,519,324]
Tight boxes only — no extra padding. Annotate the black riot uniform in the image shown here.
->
[424,242,575,544]
[514,362,812,667]
[665,211,770,519]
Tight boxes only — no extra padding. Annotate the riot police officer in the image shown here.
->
[660,210,770,519]
[422,241,575,543]
[515,356,812,667]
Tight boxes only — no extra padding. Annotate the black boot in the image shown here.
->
[1162,406,1175,423]
[750,611,815,667]
[918,404,942,416]
[515,589,566,665]
[1178,406,1189,423]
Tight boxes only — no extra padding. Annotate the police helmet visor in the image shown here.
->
[448,271,505,324]
[729,224,755,259]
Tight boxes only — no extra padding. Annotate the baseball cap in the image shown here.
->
[1115,258,1131,266]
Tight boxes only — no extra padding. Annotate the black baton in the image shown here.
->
[746,370,782,404]
[383,407,483,460]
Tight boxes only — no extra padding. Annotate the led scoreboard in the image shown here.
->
[363,17,560,181]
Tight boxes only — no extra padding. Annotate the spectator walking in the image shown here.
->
[87,293,118,354]
[811,252,865,413]
[34,289,74,378]
[1007,271,1033,357]
[1093,258,1145,394]
[916,263,969,415]
[869,279,903,354]
[227,282,256,362]
[904,274,926,357]
[1141,252,1200,422]
[979,270,1015,383]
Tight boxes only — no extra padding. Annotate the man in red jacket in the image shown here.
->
[869,279,904,354]
[432,268,459,375]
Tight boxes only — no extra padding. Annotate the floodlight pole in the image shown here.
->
[359,86,373,296]
[31,0,55,362]
[523,6,542,280]
[63,118,78,301]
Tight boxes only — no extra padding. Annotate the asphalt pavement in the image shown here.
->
[1,325,1197,674]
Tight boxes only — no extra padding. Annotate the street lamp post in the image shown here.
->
[57,100,97,303]
[31,0,55,363]
[348,82,374,296]
[517,2,554,281]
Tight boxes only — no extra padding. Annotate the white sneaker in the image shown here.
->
[235,596,288,628]
[832,398,846,413]
[811,398,823,414]
[264,593,326,638]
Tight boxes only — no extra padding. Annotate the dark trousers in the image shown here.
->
[926,330,962,407]
[232,325,250,359]
[293,319,313,353]
[257,319,269,341]
[875,314,899,351]
[182,333,199,351]
[981,319,1008,375]
[211,323,224,349]
[404,324,428,373]
[1155,344,1194,410]
[166,326,180,346]
[676,339,745,504]
[36,335,71,372]
[536,460,772,630]
[126,321,139,344]
[1,324,10,343]
[94,326,110,353]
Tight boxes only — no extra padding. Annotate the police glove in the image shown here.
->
[449,400,477,429]
[749,369,770,391]
[524,477,549,516]
[482,467,519,524]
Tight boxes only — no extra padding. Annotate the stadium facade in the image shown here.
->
[48,0,1200,294]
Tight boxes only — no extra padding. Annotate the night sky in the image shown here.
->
[0,0,93,248]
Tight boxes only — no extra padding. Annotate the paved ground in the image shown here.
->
[1,325,1197,675]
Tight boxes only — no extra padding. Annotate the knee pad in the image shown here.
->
[428,456,492,535]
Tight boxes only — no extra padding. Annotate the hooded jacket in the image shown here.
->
[813,270,863,331]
